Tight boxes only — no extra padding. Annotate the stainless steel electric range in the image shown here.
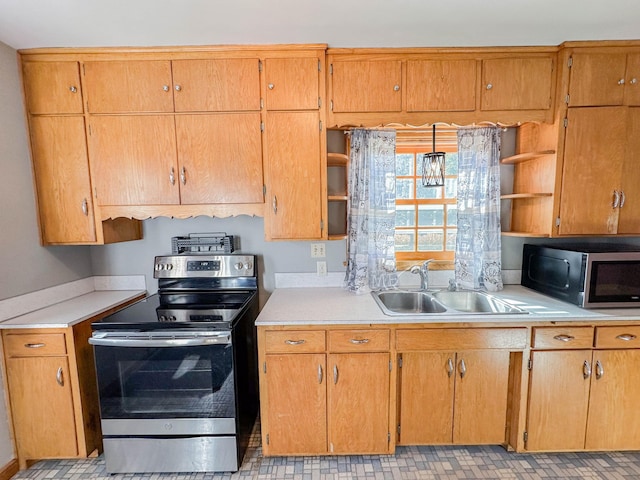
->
[89,254,259,474]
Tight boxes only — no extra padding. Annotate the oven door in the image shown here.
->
[90,330,235,433]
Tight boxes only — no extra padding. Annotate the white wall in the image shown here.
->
[0,40,94,466]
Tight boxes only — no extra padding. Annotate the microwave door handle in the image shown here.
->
[89,334,231,347]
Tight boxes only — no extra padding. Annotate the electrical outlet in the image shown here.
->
[311,243,326,258]
[316,261,327,276]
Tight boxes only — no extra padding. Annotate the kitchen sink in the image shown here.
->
[372,289,528,316]
[374,291,447,315]
[431,290,527,314]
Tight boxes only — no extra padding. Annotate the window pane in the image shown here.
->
[396,179,414,199]
[446,205,458,226]
[444,178,457,199]
[396,154,414,176]
[445,153,458,175]
[418,205,444,227]
[417,185,442,199]
[446,230,457,251]
[418,229,444,251]
[396,205,416,227]
[395,230,415,251]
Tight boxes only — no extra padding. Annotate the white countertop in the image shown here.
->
[255,285,640,326]
[0,290,146,329]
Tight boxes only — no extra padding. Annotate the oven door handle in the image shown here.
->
[89,334,231,347]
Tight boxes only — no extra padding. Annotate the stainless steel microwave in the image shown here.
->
[521,243,640,308]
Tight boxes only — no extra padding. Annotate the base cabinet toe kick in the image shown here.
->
[257,322,640,456]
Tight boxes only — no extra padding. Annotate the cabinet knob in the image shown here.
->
[162,85,170,92]
[618,78,626,85]
[268,83,275,90]
[69,86,77,93]
[631,78,638,85]
[175,85,182,92]
[393,85,400,92]
[486,83,493,90]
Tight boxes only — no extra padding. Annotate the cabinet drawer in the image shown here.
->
[532,327,594,349]
[396,328,526,351]
[328,329,389,352]
[595,326,640,349]
[3,332,67,357]
[264,330,325,353]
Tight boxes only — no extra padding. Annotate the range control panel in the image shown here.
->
[154,254,255,279]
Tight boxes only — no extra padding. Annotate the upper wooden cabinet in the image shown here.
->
[331,59,402,113]
[406,59,476,112]
[480,57,554,111]
[264,57,320,110]
[327,48,557,126]
[83,58,261,113]
[567,51,640,107]
[22,61,84,114]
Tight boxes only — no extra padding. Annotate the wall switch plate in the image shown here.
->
[311,243,326,258]
[316,261,327,276]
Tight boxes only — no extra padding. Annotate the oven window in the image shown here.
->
[590,261,640,301]
[94,344,235,419]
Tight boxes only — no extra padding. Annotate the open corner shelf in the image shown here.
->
[500,193,553,200]
[327,152,349,166]
[500,150,556,165]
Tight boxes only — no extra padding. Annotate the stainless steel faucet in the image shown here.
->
[410,259,434,291]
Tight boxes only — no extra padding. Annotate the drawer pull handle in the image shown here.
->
[595,360,604,380]
[25,343,46,348]
[285,339,305,345]
[616,334,637,341]
[349,338,370,345]
[553,334,575,342]
[56,367,64,387]
[446,358,454,377]
[583,360,592,379]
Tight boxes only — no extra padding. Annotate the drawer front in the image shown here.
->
[532,327,594,349]
[3,332,67,357]
[264,330,326,353]
[396,328,527,351]
[595,326,640,349]
[328,329,390,352]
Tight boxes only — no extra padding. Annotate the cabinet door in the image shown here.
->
[331,60,402,112]
[328,353,390,454]
[558,107,626,235]
[264,111,323,240]
[22,61,83,114]
[30,116,96,244]
[453,350,510,444]
[526,350,592,451]
[6,357,78,459]
[398,351,455,444]
[623,54,640,106]
[175,113,263,204]
[83,60,174,113]
[618,107,640,234]
[265,57,319,110]
[406,59,476,112]
[481,57,553,111]
[586,349,640,450]
[568,53,628,107]
[172,58,261,112]
[263,354,327,455]
[88,115,179,205]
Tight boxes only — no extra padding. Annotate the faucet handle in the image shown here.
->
[448,278,457,291]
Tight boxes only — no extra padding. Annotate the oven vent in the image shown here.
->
[171,233,235,254]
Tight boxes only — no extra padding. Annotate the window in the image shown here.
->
[395,130,458,264]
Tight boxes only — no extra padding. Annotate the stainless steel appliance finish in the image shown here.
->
[90,253,259,474]
[522,243,640,308]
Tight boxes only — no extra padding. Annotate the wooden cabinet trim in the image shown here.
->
[595,326,640,349]
[396,328,527,351]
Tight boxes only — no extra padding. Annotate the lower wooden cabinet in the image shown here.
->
[526,326,640,451]
[259,328,392,455]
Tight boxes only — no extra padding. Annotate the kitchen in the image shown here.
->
[2,1,640,478]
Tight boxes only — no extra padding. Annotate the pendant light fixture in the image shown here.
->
[422,124,446,187]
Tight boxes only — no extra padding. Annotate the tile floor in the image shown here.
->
[10,425,640,480]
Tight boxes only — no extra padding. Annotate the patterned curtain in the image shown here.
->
[454,127,503,292]
[344,129,397,294]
